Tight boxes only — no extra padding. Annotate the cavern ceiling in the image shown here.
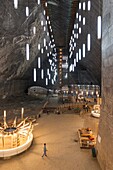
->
[0,0,102,93]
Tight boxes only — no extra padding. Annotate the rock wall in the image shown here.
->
[97,0,113,169]
[0,0,50,98]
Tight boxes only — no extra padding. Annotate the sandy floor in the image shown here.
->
[0,112,101,170]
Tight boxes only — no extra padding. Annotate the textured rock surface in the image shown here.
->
[97,0,113,169]
[0,1,50,98]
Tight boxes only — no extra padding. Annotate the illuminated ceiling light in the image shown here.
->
[79,49,81,60]
[47,68,49,75]
[14,0,18,9]
[41,20,44,26]
[46,78,48,85]
[44,26,46,31]
[47,16,49,20]
[45,2,48,7]
[26,44,29,60]
[41,69,44,79]
[74,33,76,38]
[37,0,40,5]
[87,34,91,51]
[33,68,36,82]
[76,13,78,19]
[46,45,48,50]
[43,10,46,15]
[33,26,36,35]
[83,44,86,58]
[74,24,76,29]
[76,33,78,39]
[47,53,49,57]
[69,51,73,58]
[47,32,49,36]
[51,35,54,38]
[38,57,41,68]
[88,0,91,11]
[44,38,46,47]
[79,27,81,34]
[48,74,51,80]
[74,42,76,47]
[97,16,102,39]
[26,7,29,17]
[38,43,41,50]
[72,30,74,34]
[52,79,54,85]
[83,2,86,10]
[74,59,76,67]
[79,2,81,10]
[76,23,78,29]
[65,73,68,79]
[52,39,55,42]
[48,21,50,24]
[41,48,44,54]
[69,64,73,72]
[79,15,82,22]
[83,17,86,25]
[76,52,78,62]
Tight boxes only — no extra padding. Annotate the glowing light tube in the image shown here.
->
[26,7,29,17]
[83,17,86,25]
[34,68,36,82]
[83,44,86,58]
[97,16,102,39]
[46,78,48,85]
[87,34,91,51]
[33,26,36,35]
[41,69,44,79]
[37,0,40,5]
[79,49,81,60]
[88,0,91,11]
[14,0,18,9]
[76,53,78,62]
[38,57,41,68]
[26,44,29,60]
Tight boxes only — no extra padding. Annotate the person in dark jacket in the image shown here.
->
[42,143,48,157]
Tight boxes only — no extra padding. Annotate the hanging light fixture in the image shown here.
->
[26,43,29,60]
[83,17,86,25]
[37,0,40,5]
[88,0,91,11]
[76,53,78,62]
[83,44,86,58]
[33,68,36,82]
[41,69,44,79]
[33,26,36,35]
[38,57,41,68]
[26,6,29,17]
[46,78,48,85]
[14,0,18,9]
[87,34,91,51]
[45,2,48,7]
[97,16,102,39]
[38,44,41,50]
[44,38,46,47]
[79,49,81,60]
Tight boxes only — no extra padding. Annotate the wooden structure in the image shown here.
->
[78,128,96,148]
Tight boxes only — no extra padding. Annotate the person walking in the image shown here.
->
[42,143,48,157]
